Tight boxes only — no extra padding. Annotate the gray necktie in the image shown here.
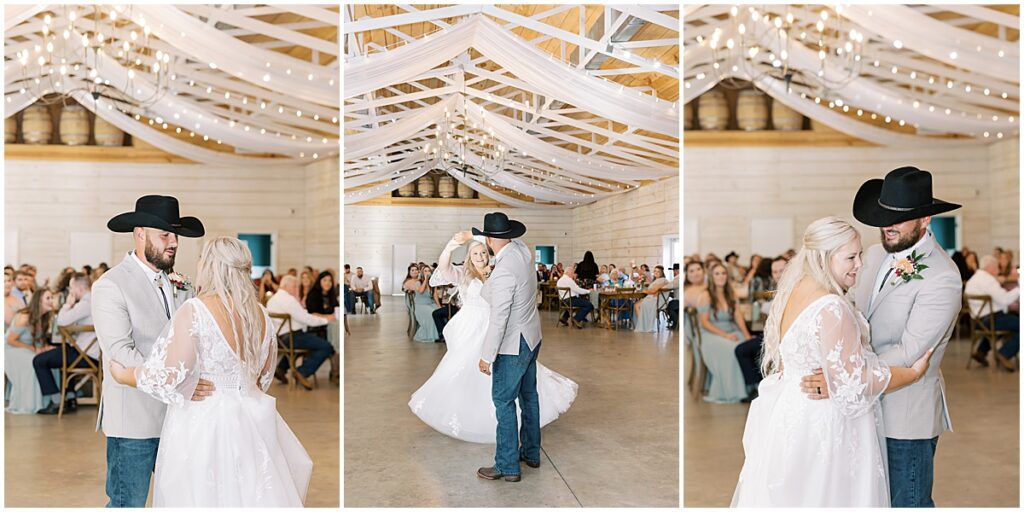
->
[154,275,170,319]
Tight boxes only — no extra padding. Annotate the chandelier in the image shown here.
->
[424,100,507,182]
[704,5,864,94]
[7,5,173,111]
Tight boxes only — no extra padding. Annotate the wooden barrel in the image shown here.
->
[5,116,16,143]
[457,181,474,199]
[437,176,456,198]
[697,90,728,130]
[684,102,693,130]
[93,116,125,146]
[21,104,53,144]
[397,181,416,197]
[771,100,804,131]
[736,90,768,131]
[59,104,90,145]
[416,176,435,198]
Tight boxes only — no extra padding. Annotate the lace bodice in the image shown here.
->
[136,298,277,406]
[779,294,891,418]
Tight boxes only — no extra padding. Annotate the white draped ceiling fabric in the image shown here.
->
[684,4,1020,145]
[4,4,340,165]
[344,4,680,207]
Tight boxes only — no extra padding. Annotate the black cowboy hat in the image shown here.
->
[853,166,961,227]
[107,195,205,237]
[472,212,526,239]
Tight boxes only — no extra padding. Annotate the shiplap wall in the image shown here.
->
[344,204,574,294]
[683,144,1012,259]
[303,157,340,273]
[988,138,1020,253]
[571,175,679,267]
[5,160,338,283]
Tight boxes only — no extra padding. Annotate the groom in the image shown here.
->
[474,212,543,482]
[92,196,211,507]
[803,167,962,507]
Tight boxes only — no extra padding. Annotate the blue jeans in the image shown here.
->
[353,290,375,312]
[560,297,594,323]
[887,437,938,507]
[106,436,159,507]
[492,336,541,475]
[277,331,335,377]
[343,284,355,314]
[976,312,1020,358]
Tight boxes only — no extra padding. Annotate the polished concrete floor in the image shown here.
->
[4,366,339,507]
[344,296,679,507]
[684,333,1020,507]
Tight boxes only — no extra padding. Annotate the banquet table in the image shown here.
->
[590,288,647,329]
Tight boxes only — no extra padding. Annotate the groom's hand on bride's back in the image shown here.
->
[800,369,829,400]
[190,379,216,401]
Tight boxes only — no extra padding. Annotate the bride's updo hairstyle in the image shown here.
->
[195,236,265,370]
[760,216,863,376]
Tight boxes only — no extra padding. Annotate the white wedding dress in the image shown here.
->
[732,294,891,507]
[136,299,312,507]
[409,248,578,443]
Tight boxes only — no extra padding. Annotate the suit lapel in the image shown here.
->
[867,236,938,319]
[122,252,172,320]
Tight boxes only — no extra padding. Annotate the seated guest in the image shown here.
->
[536,263,550,283]
[666,264,680,330]
[641,264,655,283]
[267,275,336,389]
[697,262,754,403]
[10,270,32,307]
[734,257,787,401]
[350,266,376,314]
[576,251,600,287]
[724,252,745,284]
[306,270,339,319]
[741,254,763,291]
[966,255,1020,370]
[952,251,971,282]
[597,265,611,284]
[286,268,298,277]
[635,266,671,332]
[607,268,626,287]
[35,273,99,414]
[257,269,279,303]
[5,273,23,329]
[556,266,594,329]
[343,264,355,314]
[431,284,459,343]
[683,261,707,309]
[998,250,1016,284]
[405,265,439,342]
[7,288,56,413]
[298,270,314,307]
[550,263,564,281]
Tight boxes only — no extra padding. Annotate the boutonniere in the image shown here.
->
[890,250,928,286]
[167,272,191,298]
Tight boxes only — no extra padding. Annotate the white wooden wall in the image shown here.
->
[988,138,1020,254]
[571,175,679,269]
[5,160,338,285]
[683,144,1012,259]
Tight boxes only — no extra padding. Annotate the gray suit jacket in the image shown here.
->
[851,236,960,439]
[92,252,193,439]
[480,239,542,362]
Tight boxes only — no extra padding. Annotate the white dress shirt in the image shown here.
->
[130,250,174,319]
[870,232,932,310]
[56,292,100,359]
[556,275,590,298]
[965,269,1020,318]
[267,290,329,333]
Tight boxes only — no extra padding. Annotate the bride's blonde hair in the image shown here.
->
[459,239,490,290]
[760,216,863,376]
[194,237,265,371]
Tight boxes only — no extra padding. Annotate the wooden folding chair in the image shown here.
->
[57,325,101,418]
[685,307,709,398]
[405,291,417,338]
[269,313,316,389]
[964,294,1015,370]
[655,289,675,331]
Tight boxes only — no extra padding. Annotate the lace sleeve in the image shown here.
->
[135,300,201,407]
[258,308,278,392]
[816,298,892,418]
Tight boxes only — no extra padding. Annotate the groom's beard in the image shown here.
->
[144,237,176,272]
[880,224,924,253]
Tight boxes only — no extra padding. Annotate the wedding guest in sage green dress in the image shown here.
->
[697,262,751,403]
[6,288,56,414]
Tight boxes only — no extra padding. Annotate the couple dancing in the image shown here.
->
[732,167,962,507]
[93,196,311,507]
[408,213,578,481]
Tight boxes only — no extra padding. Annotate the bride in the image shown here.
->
[109,237,312,507]
[409,230,578,443]
[731,217,933,507]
